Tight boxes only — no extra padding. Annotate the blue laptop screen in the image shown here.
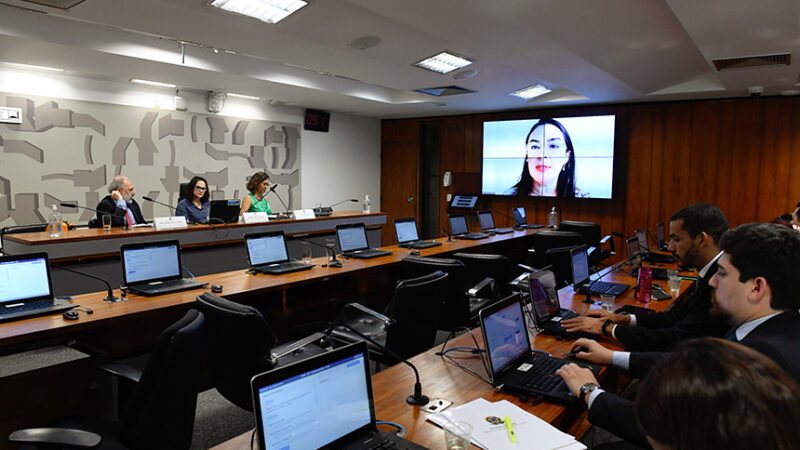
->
[247,234,289,265]
[394,220,419,244]
[513,207,526,225]
[483,300,530,375]
[0,256,51,304]
[449,215,469,235]
[122,243,181,284]
[477,211,495,230]
[338,226,368,252]
[571,248,590,285]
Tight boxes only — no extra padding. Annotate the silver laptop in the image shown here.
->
[120,240,207,296]
[394,218,441,249]
[336,223,392,259]
[476,210,514,234]
[245,231,313,275]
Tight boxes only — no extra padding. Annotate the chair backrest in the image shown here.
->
[559,220,602,263]
[384,270,448,359]
[452,252,514,298]
[401,255,469,331]
[197,292,277,411]
[531,230,585,268]
[178,182,190,202]
[119,308,205,450]
[1,223,49,253]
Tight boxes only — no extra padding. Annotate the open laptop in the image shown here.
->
[0,253,74,323]
[251,342,428,450]
[120,240,208,296]
[479,293,600,403]
[447,214,488,240]
[635,228,674,263]
[571,245,629,297]
[656,222,668,251]
[512,207,545,229]
[245,231,314,275]
[394,218,441,249]
[627,236,668,280]
[336,223,392,259]
[528,277,589,339]
[209,199,241,223]
[476,210,514,234]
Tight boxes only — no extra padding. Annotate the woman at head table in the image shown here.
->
[508,118,579,197]
[240,171,272,215]
[175,176,210,223]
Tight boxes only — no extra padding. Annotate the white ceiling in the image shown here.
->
[0,0,798,118]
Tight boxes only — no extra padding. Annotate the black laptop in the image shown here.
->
[120,240,208,296]
[394,218,441,249]
[655,222,668,251]
[528,276,596,339]
[479,294,600,403]
[635,228,674,263]
[251,342,428,450]
[571,245,629,297]
[245,231,314,275]
[448,214,488,240]
[336,223,392,259]
[209,199,241,223]
[476,210,514,234]
[627,236,668,280]
[512,207,545,229]
[0,252,74,323]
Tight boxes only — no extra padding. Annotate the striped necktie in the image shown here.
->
[125,208,134,226]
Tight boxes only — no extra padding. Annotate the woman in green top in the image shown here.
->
[240,171,272,215]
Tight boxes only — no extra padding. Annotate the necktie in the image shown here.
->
[125,208,134,226]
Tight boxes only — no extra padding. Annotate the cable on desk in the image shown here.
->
[376,420,406,437]
[182,266,195,279]
[437,327,494,386]
[208,217,231,240]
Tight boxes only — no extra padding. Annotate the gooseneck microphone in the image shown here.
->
[313,199,358,217]
[60,202,131,231]
[293,236,343,268]
[141,196,178,213]
[52,264,122,303]
[265,184,290,215]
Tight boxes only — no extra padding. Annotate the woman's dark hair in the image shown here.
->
[510,118,575,197]
[186,176,209,203]
[246,171,270,195]
[636,338,800,450]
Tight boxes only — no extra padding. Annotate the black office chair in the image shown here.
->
[529,230,585,268]
[559,220,614,266]
[196,292,327,411]
[452,252,514,310]
[544,244,583,288]
[9,309,205,450]
[401,255,472,331]
[328,270,448,363]
[178,182,190,202]
[0,223,48,254]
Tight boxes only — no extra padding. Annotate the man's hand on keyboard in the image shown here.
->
[567,338,614,365]
[561,316,604,335]
[556,363,598,400]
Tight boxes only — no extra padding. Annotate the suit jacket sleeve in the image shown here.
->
[588,392,650,447]
[95,196,128,227]
[628,352,669,379]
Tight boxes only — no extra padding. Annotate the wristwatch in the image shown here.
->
[602,319,614,336]
[579,382,601,403]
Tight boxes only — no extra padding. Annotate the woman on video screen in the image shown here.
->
[509,118,582,197]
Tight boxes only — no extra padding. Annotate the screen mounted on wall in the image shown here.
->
[481,115,616,199]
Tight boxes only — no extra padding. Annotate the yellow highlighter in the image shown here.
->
[504,415,516,443]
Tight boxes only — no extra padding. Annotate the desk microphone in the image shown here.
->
[266,184,290,215]
[313,199,358,217]
[141,196,178,214]
[52,264,122,303]
[441,229,453,242]
[60,202,131,231]
[293,236,343,268]
[325,322,430,406]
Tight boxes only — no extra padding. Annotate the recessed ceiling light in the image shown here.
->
[414,52,473,74]
[227,92,261,100]
[130,78,177,88]
[4,62,64,72]
[210,0,308,24]
[510,84,552,100]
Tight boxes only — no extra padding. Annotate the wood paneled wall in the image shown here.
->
[381,97,800,248]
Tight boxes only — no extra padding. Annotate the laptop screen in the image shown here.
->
[530,277,559,319]
[481,295,530,377]
[448,214,469,235]
[0,254,52,305]
[477,211,495,231]
[635,229,648,253]
[570,246,590,285]
[626,237,642,270]
[512,207,526,226]
[121,241,181,284]
[656,222,665,247]
[337,224,369,252]
[254,345,373,449]
[394,218,419,244]
[246,233,289,266]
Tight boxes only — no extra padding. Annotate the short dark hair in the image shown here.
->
[669,202,729,244]
[637,338,800,450]
[719,222,800,310]
[246,172,270,194]
[186,176,209,203]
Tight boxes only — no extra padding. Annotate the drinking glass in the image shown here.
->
[102,215,112,232]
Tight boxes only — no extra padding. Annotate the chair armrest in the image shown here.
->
[601,234,616,255]
[600,234,612,244]
[9,428,101,449]
[343,302,395,327]
[467,277,496,298]
[270,332,326,361]
[100,362,142,384]
[517,263,536,273]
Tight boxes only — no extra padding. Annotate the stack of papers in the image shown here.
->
[427,398,585,450]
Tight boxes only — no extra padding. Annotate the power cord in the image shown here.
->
[376,420,407,437]
[181,266,196,279]
[436,327,494,386]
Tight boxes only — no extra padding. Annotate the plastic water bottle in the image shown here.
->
[48,204,63,238]
[549,206,558,229]
[363,195,371,214]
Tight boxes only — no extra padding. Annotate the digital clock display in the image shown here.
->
[304,109,330,132]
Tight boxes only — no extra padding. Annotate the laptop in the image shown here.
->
[0,253,75,323]
[528,277,590,339]
[571,245,629,297]
[394,218,441,249]
[447,214,489,240]
[627,236,668,280]
[120,240,208,296]
[210,199,241,223]
[245,231,314,275]
[635,228,674,264]
[476,210,514,234]
[655,222,668,251]
[479,293,600,403]
[251,342,428,450]
[336,223,392,259]
[512,207,545,229]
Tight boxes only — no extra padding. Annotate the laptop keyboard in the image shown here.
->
[345,249,392,258]
[587,280,628,296]
[520,356,568,391]
[136,278,207,295]
[0,299,73,323]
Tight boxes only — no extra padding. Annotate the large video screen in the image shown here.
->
[482,115,616,199]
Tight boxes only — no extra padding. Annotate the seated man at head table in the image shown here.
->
[562,202,729,351]
[556,222,800,448]
[95,175,146,227]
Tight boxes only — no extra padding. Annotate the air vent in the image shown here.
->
[713,53,791,71]
[414,86,475,97]
[17,0,86,9]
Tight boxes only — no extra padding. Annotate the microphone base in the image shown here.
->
[406,394,429,406]
[328,260,343,268]
[103,295,125,303]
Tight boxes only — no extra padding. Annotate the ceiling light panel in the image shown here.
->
[4,62,64,72]
[130,78,177,88]
[510,84,552,100]
[210,0,308,24]
[227,92,261,100]
[414,52,473,74]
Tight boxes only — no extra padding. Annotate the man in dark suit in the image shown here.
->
[557,222,800,448]
[96,175,146,227]
[563,203,729,351]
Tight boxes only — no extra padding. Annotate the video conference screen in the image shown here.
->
[482,115,616,199]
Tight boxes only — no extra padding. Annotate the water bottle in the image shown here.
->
[48,204,63,238]
[548,206,558,229]
[363,195,371,214]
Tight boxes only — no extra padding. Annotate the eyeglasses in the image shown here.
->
[194,186,207,191]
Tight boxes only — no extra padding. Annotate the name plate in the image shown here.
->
[243,211,270,224]
[153,216,188,230]
[293,209,316,220]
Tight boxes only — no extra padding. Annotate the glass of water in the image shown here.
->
[301,242,312,264]
[102,214,112,232]
[668,271,681,296]
[600,294,615,313]
[443,421,473,450]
